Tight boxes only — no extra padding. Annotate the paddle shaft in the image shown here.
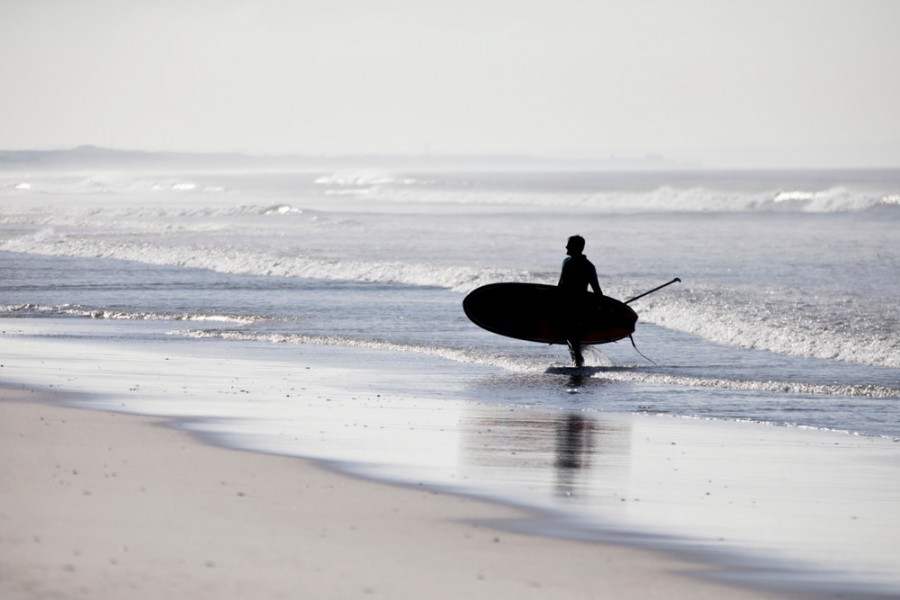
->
[624,277,681,305]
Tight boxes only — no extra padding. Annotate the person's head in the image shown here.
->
[566,235,585,256]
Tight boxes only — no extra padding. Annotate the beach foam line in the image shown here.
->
[0,303,259,324]
[173,328,900,400]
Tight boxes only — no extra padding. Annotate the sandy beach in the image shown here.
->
[0,385,820,600]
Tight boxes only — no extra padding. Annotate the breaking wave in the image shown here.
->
[639,286,899,370]
[298,184,900,213]
[0,229,524,291]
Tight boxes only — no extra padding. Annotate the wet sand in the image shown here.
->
[1,388,807,600]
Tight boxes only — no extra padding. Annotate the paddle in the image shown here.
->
[624,277,681,305]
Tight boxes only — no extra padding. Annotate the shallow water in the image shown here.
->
[3,247,897,436]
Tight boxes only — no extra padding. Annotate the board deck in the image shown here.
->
[463,283,637,345]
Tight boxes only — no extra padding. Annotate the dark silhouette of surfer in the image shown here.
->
[558,235,602,367]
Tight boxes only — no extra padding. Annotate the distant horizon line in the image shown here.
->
[2,144,899,172]
[1,144,684,161]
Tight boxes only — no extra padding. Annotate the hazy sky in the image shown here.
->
[2,0,899,167]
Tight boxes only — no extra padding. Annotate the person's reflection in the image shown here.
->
[566,373,586,391]
[555,412,595,497]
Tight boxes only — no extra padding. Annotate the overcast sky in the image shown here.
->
[2,0,899,167]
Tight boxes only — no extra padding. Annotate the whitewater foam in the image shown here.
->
[171,328,540,374]
[171,328,899,400]
[0,303,258,324]
[641,287,899,369]
[0,228,521,292]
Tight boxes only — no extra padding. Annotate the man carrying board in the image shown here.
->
[558,235,603,367]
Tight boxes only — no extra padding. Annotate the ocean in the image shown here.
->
[2,158,899,594]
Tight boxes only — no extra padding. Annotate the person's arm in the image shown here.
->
[588,264,603,296]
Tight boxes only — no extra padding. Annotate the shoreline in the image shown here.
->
[0,385,815,600]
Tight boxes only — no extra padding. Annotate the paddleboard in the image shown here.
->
[463,283,637,345]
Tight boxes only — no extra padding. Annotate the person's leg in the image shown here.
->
[567,339,584,367]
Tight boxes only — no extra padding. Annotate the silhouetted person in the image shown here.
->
[558,235,602,367]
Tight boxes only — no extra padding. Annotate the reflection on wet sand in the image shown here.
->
[459,402,631,503]
[555,413,594,496]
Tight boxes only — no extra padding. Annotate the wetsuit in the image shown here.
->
[558,254,602,297]
[558,254,602,366]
